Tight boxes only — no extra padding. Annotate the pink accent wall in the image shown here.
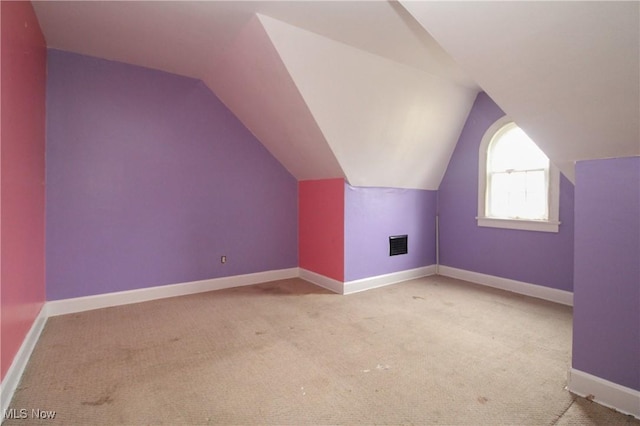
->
[1,1,47,380]
[299,179,344,281]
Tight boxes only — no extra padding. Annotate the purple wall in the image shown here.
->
[46,50,297,300]
[344,184,437,281]
[573,157,640,391]
[438,92,575,291]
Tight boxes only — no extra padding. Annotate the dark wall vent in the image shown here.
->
[389,235,408,256]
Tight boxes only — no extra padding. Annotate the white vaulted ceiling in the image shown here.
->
[202,15,345,181]
[32,1,639,188]
[257,14,475,189]
[400,0,640,182]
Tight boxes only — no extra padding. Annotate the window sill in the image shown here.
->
[476,217,560,233]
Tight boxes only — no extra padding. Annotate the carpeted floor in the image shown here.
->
[5,276,639,425]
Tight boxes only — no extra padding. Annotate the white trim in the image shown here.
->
[298,268,343,294]
[437,265,573,306]
[568,368,640,419]
[1,307,48,417]
[435,215,440,275]
[343,265,437,295]
[46,268,299,316]
[477,217,560,233]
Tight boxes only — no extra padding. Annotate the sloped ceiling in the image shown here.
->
[202,15,344,181]
[258,15,475,189]
[31,0,477,190]
[400,1,640,183]
[31,1,638,188]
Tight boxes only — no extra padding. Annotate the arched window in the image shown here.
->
[478,116,560,233]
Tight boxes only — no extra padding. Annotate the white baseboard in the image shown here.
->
[298,268,343,294]
[46,268,299,317]
[568,368,640,419]
[1,306,48,417]
[298,265,437,295]
[437,265,573,306]
[343,265,437,295]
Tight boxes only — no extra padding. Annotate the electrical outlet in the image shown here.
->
[221,255,227,264]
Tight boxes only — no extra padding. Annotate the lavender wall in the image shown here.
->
[573,157,639,391]
[46,50,297,300]
[344,184,437,281]
[438,92,575,291]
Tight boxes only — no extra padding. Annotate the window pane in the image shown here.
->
[507,171,526,218]
[488,170,548,220]
[485,122,551,221]
[524,170,547,220]
[489,126,549,172]
[480,118,559,231]
[525,191,546,219]
[526,170,546,194]
[489,172,510,217]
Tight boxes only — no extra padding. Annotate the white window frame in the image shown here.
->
[477,116,560,233]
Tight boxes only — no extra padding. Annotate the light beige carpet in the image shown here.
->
[5,276,639,425]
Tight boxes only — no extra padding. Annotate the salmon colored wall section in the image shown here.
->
[299,179,344,281]
[1,1,47,380]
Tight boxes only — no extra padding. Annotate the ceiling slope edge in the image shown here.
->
[259,14,478,191]
[202,14,345,182]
